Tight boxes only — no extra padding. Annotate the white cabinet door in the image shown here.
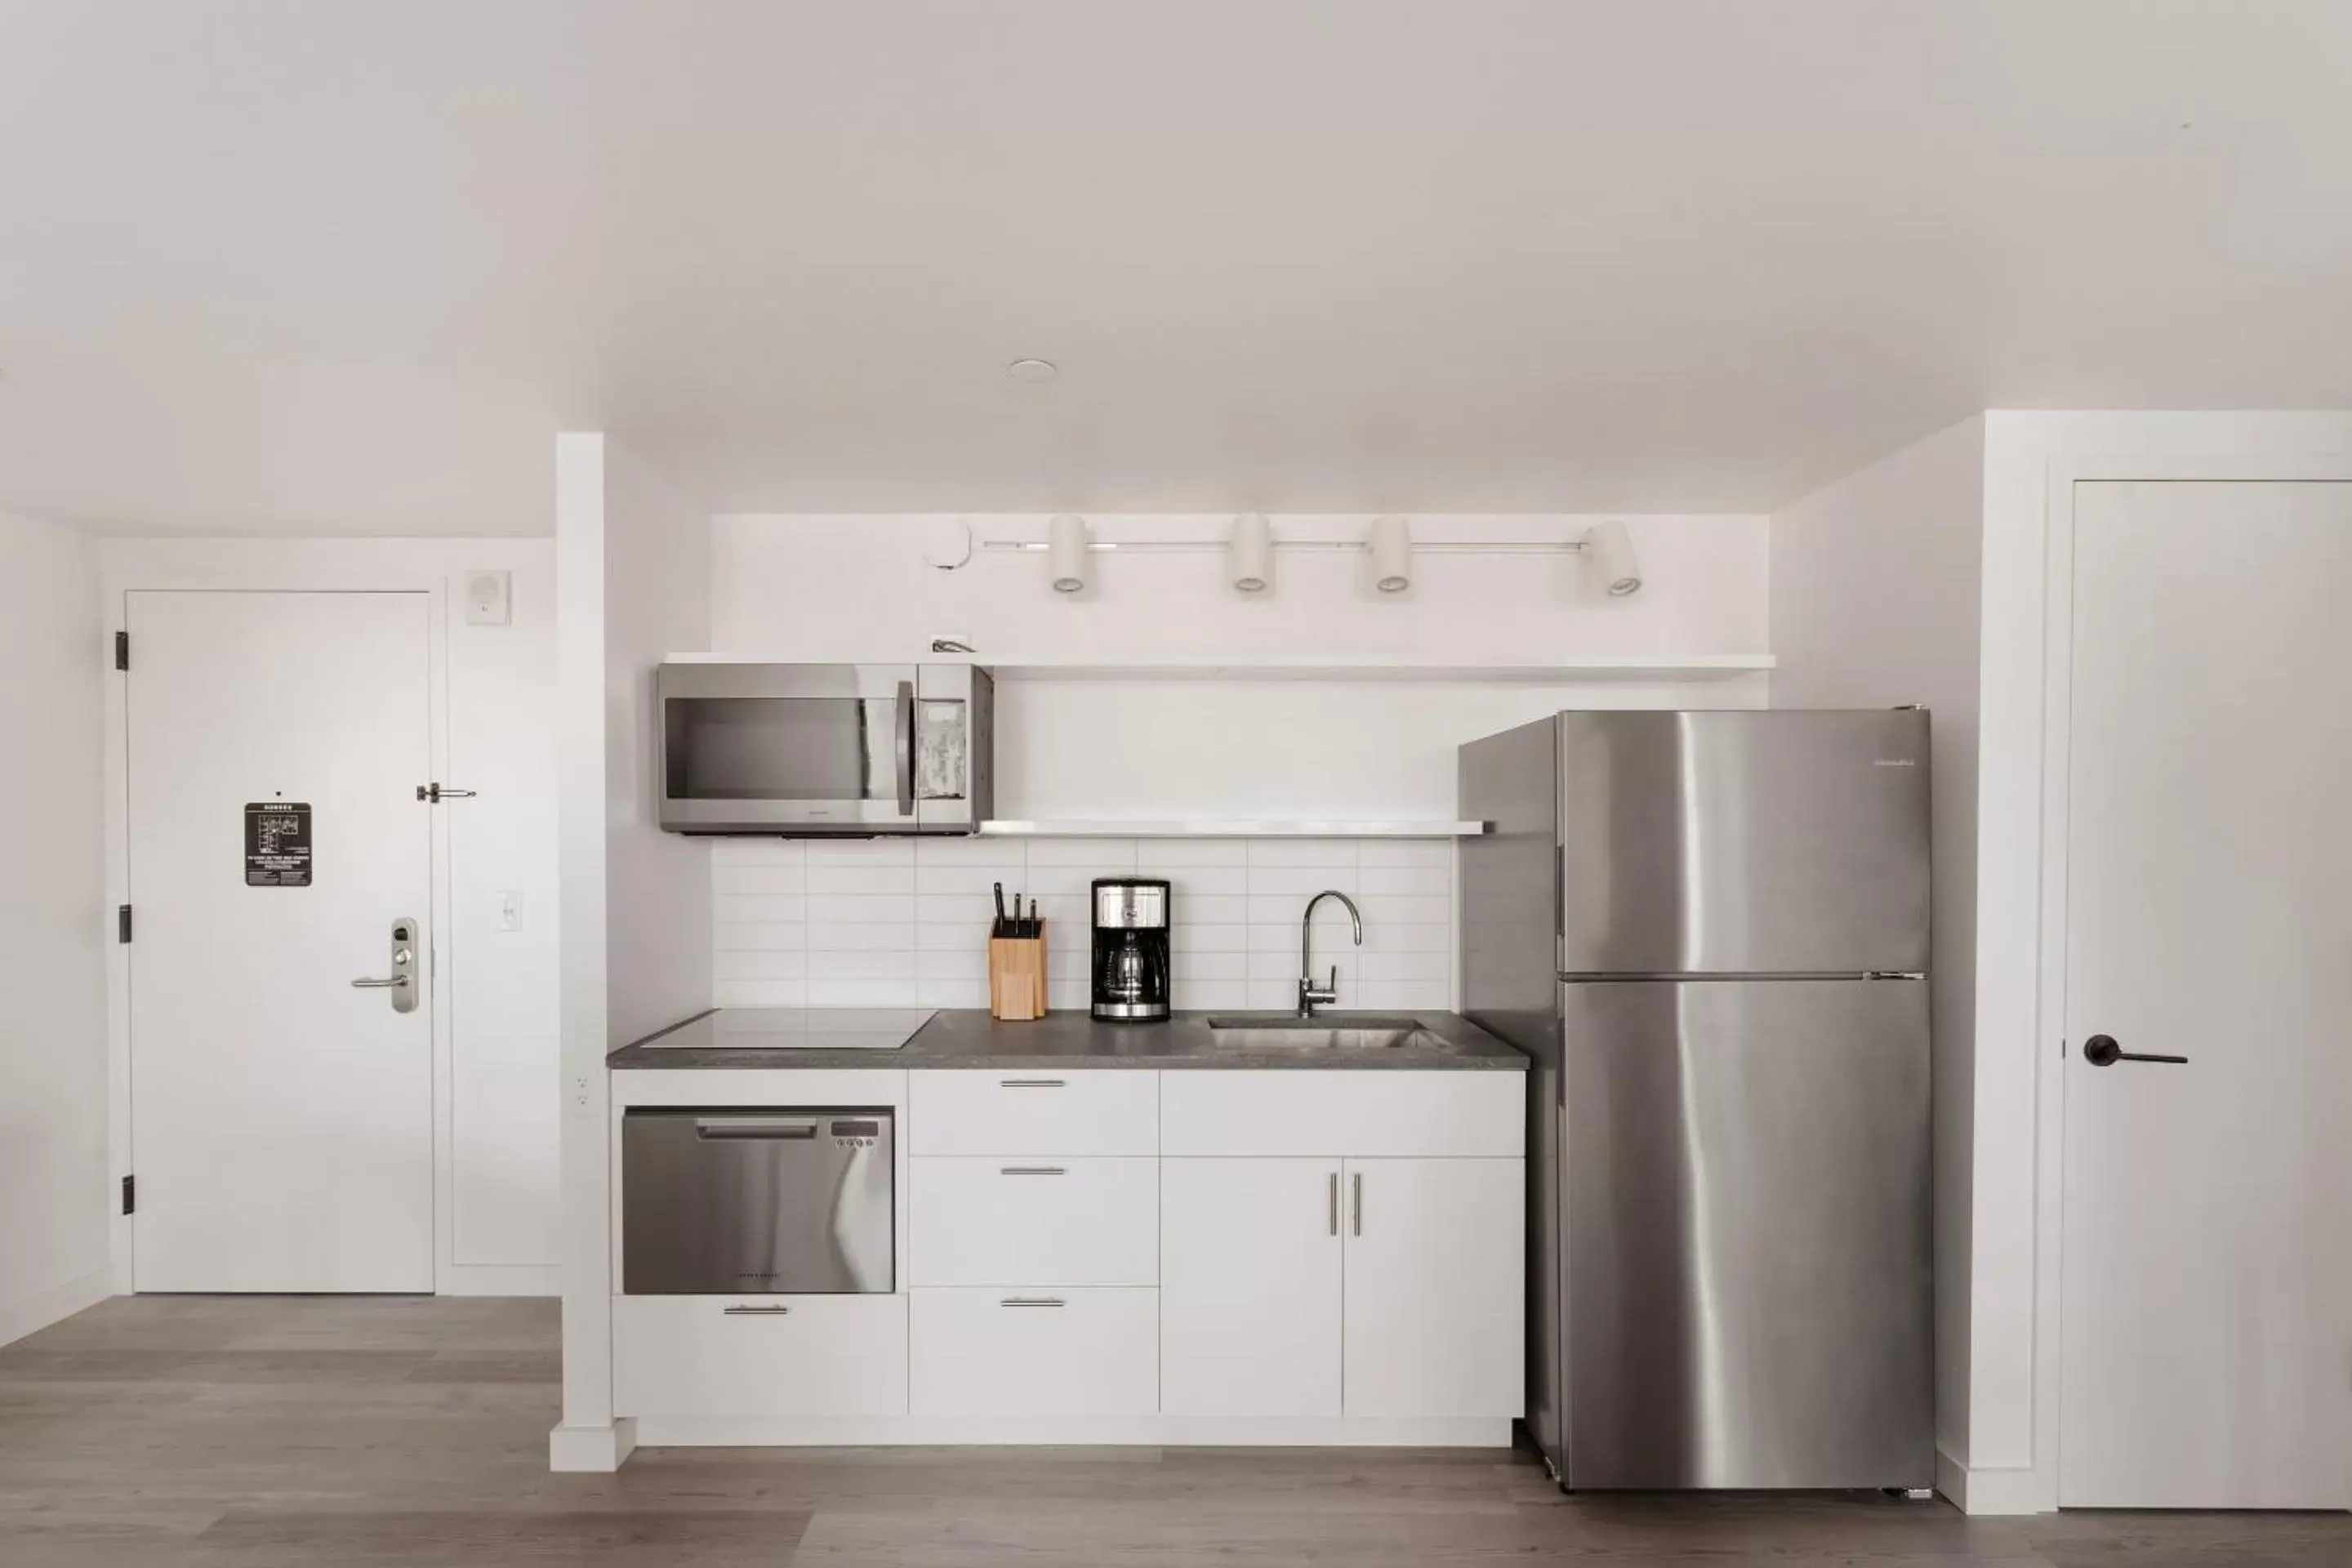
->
[1341,1158,1524,1419]
[1160,1158,1343,1418]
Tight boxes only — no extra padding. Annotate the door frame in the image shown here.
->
[2033,456,2352,1508]
[102,569,458,1295]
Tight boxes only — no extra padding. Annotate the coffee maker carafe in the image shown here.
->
[1091,877,1171,1022]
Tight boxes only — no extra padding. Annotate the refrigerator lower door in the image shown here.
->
[1559,978,1931,1490]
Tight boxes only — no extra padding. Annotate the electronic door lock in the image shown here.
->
[351,917,420,1013]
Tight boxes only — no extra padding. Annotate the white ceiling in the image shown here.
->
[3,2,2350,535]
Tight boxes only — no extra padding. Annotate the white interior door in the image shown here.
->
[1160,1158,1342,1417]
[127,590,434,1293]
[2059,480,2352,1508]
[1340,1157,1522,1419]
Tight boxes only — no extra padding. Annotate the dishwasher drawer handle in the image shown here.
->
[999,1165,1066,1176]
[694,1118,819,1140]
[722,1303,793,1316]
[999,1296,1066,1308]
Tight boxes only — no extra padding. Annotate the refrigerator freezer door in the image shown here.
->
[1555,710,1930,975]
[1559,978,1932,1490]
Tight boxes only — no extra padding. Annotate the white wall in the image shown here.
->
[555,434,710,1465]
[710,513,1772,822]
[1767,416,1987,1474]
[96,536,561,1291]
[0,511,110,1345]
[703,512,1772,1013]
[1962,411,2352,1512]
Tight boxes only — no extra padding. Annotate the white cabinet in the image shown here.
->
[910,1287,1159,1416]
[1339,1158,1524,1418]
[1161,1158,1343,1418]
[910,1156,1157,1286]
[909,1071,1157,1156]
[612,1294,909,1418]
[1159,1072,1526,1425]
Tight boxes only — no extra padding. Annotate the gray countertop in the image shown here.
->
[608,1007,1529,1071]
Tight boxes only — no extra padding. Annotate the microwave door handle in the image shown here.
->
[895,679,916,819]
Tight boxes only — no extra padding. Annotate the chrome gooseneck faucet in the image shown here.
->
[1298,889,1365,1017]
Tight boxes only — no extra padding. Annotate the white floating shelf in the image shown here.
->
[978,653,1774,683]
[980,819,1489,840]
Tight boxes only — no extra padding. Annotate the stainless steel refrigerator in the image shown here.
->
[1460,710,1933,1492]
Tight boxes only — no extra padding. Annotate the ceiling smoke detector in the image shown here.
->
[1007,358,1058,384]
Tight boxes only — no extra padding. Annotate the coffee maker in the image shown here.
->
[1091,877,1171,1022]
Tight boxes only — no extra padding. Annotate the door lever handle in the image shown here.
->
[2082,1034,2187,1067]
[350,974,413,989]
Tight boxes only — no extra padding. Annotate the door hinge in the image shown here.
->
[114,630,129,670]
[117,904,132,944]
[415,783,477,804]
[121,1174,135,1215]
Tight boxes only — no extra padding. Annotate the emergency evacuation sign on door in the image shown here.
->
[243,802,312,887]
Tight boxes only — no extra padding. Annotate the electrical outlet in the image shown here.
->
[571,1072,593,1111]
[496,889,523,931]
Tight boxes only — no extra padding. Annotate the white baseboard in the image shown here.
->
[549,1419,638,1472]
[0,1267,114,1349]
[626,1414,1512,1450]
[440,1263,559,1298]
[1936,1448,2050,1515]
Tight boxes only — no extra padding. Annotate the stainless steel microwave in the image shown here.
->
[656,662,994,835]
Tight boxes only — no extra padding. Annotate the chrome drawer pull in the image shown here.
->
[722,1304,792,1316]
[1000,1165,1067,1176]
[1000,1078,1066,1088]
[999,1296,1066,1308]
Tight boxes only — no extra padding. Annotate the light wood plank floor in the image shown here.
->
[2,1297,2345,1566]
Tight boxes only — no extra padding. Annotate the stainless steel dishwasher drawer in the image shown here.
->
[621,1108,895,1294]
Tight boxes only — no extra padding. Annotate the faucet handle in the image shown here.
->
[1325,964,1339,997]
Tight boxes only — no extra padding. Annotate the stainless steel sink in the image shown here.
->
[1202,1013,1448,1051]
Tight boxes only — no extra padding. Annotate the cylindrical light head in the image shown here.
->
[1367,514,1412,593]
[1047,514,1091,594]
[1584,519,1642,596]
[1228,513,1272,594]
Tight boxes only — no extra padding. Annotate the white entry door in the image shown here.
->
[126,590,435,1293]
[2059,481,2352,1508]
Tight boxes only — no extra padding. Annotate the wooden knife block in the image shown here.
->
[987,922,1048,1021]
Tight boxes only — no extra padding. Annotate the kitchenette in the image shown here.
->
[577,609,1931,1489]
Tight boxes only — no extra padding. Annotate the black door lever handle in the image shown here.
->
[2082,1034,2188,1067]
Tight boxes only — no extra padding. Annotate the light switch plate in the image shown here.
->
[464,569,512,626]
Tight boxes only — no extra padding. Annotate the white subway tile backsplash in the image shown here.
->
[1173,921,1250,953]
[715,894,806,925]
[714,922,807,952]
[1359,865,1450,898]
[1173,893,1249,925]
[808,864,915,895]
[707,835,1459,1013]
[711,839,807,867]
[712,866,807,898]
[1357,839,1452,868]
[715,978,809,1007]
[808,949,919,982]
[1245,839,1361,869]
[805,839,915,867]
[1138,840,1250,869]
[714,950,806,981]
[804,893,916,924]
[806,923,918,952]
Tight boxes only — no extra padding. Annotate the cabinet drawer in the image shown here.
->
[1160,1070,1525,1157]
[612,1294,908,1418]
[910,1070,1158,1156]
[911,1157,1157,1286]
[909,1287,1157,1416]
